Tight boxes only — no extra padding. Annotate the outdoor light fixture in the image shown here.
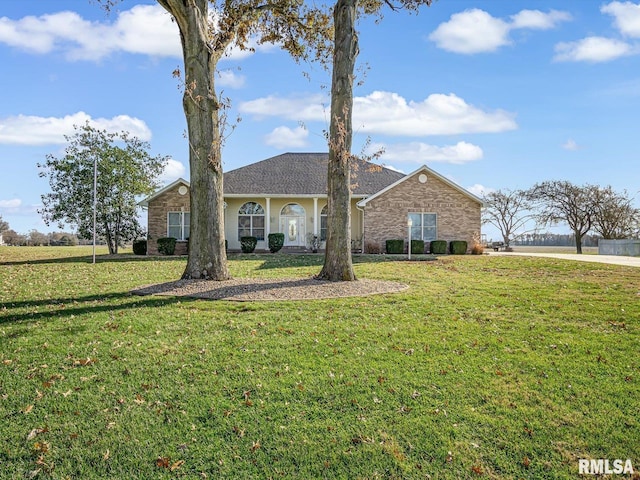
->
[407,217,413,260]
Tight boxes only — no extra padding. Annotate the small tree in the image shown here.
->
[39,123,167,254]
[592,186,639,239]
[482,189,534,248]
[3,229,27,246]
[0,215,8,234]
[529,181,597,254]
[28,230,50,246]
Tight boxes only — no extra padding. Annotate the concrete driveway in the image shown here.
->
[489,251,640,268]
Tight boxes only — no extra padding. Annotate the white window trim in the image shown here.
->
[238,202,266,241]
[409,212,437,242]
[167,211,189,241]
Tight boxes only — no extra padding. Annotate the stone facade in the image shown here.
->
[147,182,190,255]
[361,172,482,253]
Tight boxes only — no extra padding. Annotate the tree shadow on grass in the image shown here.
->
[0,291,194,325]
[0,254,183,266]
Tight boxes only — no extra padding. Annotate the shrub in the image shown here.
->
[240,236,258,253]
[132,239,147,255]
[410,240,425,255]
[268,233,285,253]
[385,239,404,254]
[430,240,447,255]
[450,240,468,255]
[157,237,177,255]
[471,243,484,255]
[365,241,382,254]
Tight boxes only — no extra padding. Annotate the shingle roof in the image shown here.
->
[223,152,405,196]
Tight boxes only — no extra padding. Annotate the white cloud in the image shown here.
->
[372,141,483,164]
[466,184,494,197]
[562,138,581,151]
[159,158,186,183]
[218,70,246,88]
[0,4,271,62]
[510,10,572,30]
[429,9,511,54]
[429,8,571,54]
[0,111,152,145]
[0,198,22,209]
[602,1,640,38]
[240,91,517,136]
[239,94,328,121]
[264,126,309,149]
[554,36,633,62]
[354,91,516,136]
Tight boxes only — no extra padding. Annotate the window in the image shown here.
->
[238,202,265,240]
[320,205,328,241]
[168,212,190,240]
[409,213,437,242]
[280,203,305,216]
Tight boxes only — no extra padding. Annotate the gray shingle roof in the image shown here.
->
[223,152,405,196]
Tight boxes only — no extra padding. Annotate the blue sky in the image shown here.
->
[1,0,639,236]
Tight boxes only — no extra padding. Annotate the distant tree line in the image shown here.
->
[483,180,639,254]
[513,233,600,248]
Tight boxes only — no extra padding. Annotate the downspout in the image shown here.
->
[356,203,365,253]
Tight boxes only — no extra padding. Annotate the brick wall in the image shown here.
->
[362,172,481,253]
[147,183,190,255]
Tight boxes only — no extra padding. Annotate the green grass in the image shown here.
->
[1,246,639,479]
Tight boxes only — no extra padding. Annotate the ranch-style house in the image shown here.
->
[139,152,483,255]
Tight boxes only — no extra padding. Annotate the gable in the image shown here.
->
[357,165,484,207]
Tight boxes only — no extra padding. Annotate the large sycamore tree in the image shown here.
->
[100,0,329,279]
[155,0,329,280]
[318,0,433,281]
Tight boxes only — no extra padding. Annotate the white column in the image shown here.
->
[265,197,271,238]
[313,197,319,236]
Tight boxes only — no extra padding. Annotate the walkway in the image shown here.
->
[489,251,640,268]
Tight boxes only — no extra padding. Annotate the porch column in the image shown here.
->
[313,197,319,236]
[265,197,271,239]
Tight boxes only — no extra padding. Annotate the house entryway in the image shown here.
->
[280,203,306,247]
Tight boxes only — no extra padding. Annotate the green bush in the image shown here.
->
[385,239,404,254]
[132,239,147,255]
[268,233,285,253]
[410,240,425,255]
[240,236,258,253]
[450,240,468,255]
[430,240,447,255]
[157,237,177,255]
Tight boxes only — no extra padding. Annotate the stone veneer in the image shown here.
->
[361,172,481,253]
[147,182,190,255]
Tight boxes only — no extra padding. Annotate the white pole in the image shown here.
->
[407,217,413,261]
[93,156,97,264]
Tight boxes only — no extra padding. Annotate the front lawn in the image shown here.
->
[1,247,638,479]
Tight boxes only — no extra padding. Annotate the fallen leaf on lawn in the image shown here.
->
[23,404,34,414]
[27,428,47,441]
[471,464,483,475]
[25,469,41,479]
[156,456,170,469]
[251,440,261,451]
[103,449,110,461]
[33,442,50,454]
[522,456,531,468]
[134,394,145,405]
[171,460,185,471]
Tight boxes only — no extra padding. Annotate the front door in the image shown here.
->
[281,216,305,246]
[280,203,306,247]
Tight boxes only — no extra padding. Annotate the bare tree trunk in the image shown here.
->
[574,231,583,254]
[158,0,229,280]
[318,0,358,282]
